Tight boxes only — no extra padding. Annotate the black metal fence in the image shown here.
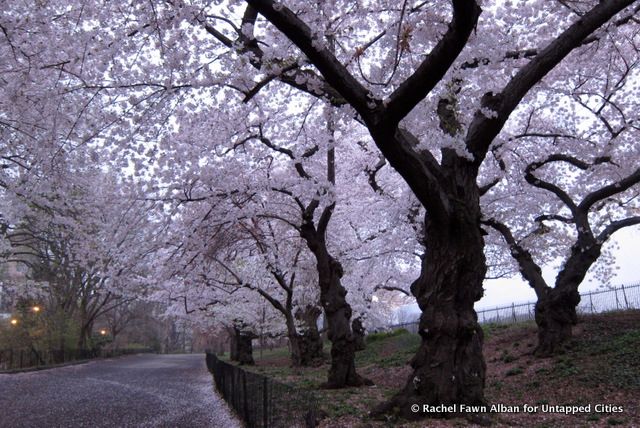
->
[476,283,640,325]
[386,283,640,330]
[0,347,154,372]
[205,353,320,428]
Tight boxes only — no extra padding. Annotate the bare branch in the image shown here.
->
[374,284,411,297]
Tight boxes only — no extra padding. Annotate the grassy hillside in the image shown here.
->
[234,310,640,427]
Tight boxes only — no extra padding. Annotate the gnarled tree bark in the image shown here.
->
[228,0,637,415]
[352,317,366,352]
[373,182,487,419]
[301,219,372,388]
[291,305,324,366]
[486,160,640,357]
[229,325,257,365]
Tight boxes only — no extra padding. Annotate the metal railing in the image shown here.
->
[477,283,640,325]
[206,353,319,428]
[387,283,640,330]
[0,347,154,372]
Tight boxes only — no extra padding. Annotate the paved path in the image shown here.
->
[0,353,241,428]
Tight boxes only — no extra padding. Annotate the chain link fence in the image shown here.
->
[0,347,154,372]
[206,352,320,428]
[386,283,640,331]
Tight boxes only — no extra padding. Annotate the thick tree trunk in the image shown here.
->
[321,256,371,388]
[488,218,603,358]
[236,334,255,365]
[228,329,238,361]
[77,321,93,351]
[534,287,580,356]
[301,222,371,388]
[375,210,487,420]
[534,242,599,357]
[352,317,366,351]
[232,327,256,365]
[299,329,324,365]
[289,305,324,366]
[289,330,324,367]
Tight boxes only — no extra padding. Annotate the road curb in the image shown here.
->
[0,352,152,375]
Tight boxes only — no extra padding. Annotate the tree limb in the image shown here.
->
[466,0,638,160]
[598,216,640,242]
[483,218,549,298]
[580,167,640,211]
[244,0,373,117]
[382,0,481,126]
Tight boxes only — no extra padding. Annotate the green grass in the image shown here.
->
[221,329,422,419]
[481,320,537,339]
[552,355,581,378]
[357,328,420,367]
[253,345,292,361]
[365,328,410,343]
[482,322,511,337]
[566,327,640,389]
[119,343,151,350]
[219,311,640,425]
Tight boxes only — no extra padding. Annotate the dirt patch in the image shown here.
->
[363,364,412,390]
[237,311,640,427]
[360,311,639,426]
[254,354,290,367]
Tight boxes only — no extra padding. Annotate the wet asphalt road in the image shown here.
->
[0,353,241,428]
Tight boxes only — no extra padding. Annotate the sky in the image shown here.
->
[398,227,639,318]
[478,228,640,309]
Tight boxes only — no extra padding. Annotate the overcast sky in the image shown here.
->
[478,228,640,310]
[398,227,639,318]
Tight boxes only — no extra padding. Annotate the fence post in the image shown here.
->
[233,368,238,412]
[621,284,630,309]
[511,303,517,323]
[590,294,595,313]
[243,370,249,425]
[263,376,269,428]
[615,287,621,310]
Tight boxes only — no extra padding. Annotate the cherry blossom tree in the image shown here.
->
[214,1,638,416]
[3,0,640,419]
[152,226,288,365]
[147,106,406,375]
[162,207,326,366]
[1,136,159,350]
[483,31,640,355]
